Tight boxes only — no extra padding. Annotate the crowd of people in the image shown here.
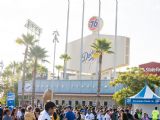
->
[0,101,159,120]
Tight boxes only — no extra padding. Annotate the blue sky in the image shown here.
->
[0,0,160,74]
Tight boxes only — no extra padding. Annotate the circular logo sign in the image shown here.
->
[24,83,31,92]
[88,16,104,32]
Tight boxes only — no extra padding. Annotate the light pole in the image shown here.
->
[79,0,85,80]
[0,60,4,75]
[96,0,101,80]
[51,30,59,101]
[64,0,70,79]
[114,0,118,78]
[24,19,43,45]
[0,60,4,99]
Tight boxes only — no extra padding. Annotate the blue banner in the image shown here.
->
[126,98,160,104]
[7,93,15,111]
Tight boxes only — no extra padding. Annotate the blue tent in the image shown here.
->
[125,84,160,104]
[125,83,160,118]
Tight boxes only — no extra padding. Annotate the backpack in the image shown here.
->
[19,114,25,120]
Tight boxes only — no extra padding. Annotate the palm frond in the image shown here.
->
[90,37,114,56]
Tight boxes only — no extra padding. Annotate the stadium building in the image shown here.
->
[18,16,130,108]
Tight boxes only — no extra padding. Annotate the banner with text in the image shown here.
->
[125,98,160,104]
[7,93,15,111]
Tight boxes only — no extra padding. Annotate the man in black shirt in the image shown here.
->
[92,108,97,120]
[125,109,133,120]
[134,109,139,120]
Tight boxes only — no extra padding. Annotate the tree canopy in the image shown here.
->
[109,67,160,106]
[60,53,71,62]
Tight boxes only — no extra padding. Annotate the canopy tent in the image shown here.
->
[125,83,160,118]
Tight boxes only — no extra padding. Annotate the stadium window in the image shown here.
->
[62,100,65,105]
[24,95,27,99]
[104,101,107,107]
[75,101,79,106]
[89,101,92,106]
[55,100,59,105]
[69,101,72,106]
[82,101,85,106]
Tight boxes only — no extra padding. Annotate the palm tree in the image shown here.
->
[1,69,12,79]
[27,45,49,107]
[9,61,19,74]
[55,65,63,80]
[60,53,71,79]
[16,33,38,107]
[90,38,114,109]
[16,61,23,73]
[37,65,48,80]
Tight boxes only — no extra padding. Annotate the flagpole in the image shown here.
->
[114,0,118,78]
[96,0,101,80]
[79,0,85,80]
[64,0,70,79]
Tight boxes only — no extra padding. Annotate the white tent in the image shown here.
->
[125,83,160,118]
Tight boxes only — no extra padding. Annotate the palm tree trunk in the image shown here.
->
[40,73,43,80]
[13,68,15,75]
[32,70,34,79]
[63,60,65,79]
[22,45,28,107]
[58,70,59,80]
[96,53,102,110]
[32,59,37,108]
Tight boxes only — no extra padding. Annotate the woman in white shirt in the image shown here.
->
[104,110,111,120]
[97,110,104,120]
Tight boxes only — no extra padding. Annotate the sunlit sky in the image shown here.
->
[0,0,160,74]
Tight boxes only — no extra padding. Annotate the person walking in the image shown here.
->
[3,109,11,120]
[121,113,128,120]
[0,105,3,120]
[34,107,41,120]
[81,110,85,120]
[24,106,35,120]
[152,107,159,120]
[134,109,139,120]
[104,110,111,120]
[85,109,94,120]
[125,109,133,120]
[97,110,104,120]
[111,109,118,120]
[142,113,148,120]
[19,108,25,120]
[38,101,56,120]
[64,105,76,120]
[76,112,81,120]
[52,111,59,120]
[11,108,18,120]
[92,108,97,120]
[17,107,22,118]
[60,110,65,120]
[138,109,142,119]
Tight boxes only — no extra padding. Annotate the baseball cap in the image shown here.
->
[81,110,85,112]
[66,105,72,109]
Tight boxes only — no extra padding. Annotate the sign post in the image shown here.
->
[7,93,15,111]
